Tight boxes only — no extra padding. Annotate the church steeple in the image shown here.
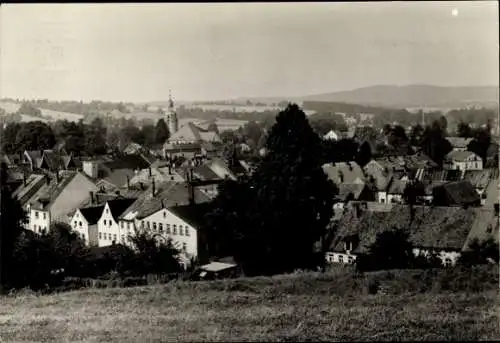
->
[166,89,178,135]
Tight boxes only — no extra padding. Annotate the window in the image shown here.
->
[179,226,183,236]
[74,221,77,228]
[141,221,144,228]
[113,234,117,241]
[127,222,130,229]
[339,255,344,263]
[159,223,163,233]
[82,233,86,240]
[173,225,177,235]
[35,211,39,219]
[99,232,102,240]
[104,220,107,226]
[43,226,46,232]
[121,222,124,228]
[43,212,46,220]
[153,222,157,231]
[109,220,112,227]
[166,224,171,234]
[163,211,166,218]
[79,221,82,227]
[106,208,109,214]
[185,227,189,236]
[147,221,150,229]
[121,234,125,242]
[182,243,187,252]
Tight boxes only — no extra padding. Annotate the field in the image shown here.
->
[0,101,84,123]
[1,267,498,342]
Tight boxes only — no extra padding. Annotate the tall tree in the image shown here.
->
[421,120,452,166]
[154,119,170,144]
[409,124,424,147]
[242,104,336,275]
[0,162,27,292]
[14,121,56,152]
[467,127,491,163]
[1,122,22,153]
[355,141,372,167]
[457,122,473,138]
[84,118,107,156]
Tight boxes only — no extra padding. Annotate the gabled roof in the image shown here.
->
[79,205,105,225]
[322,161,365,185]
[168,122,221,144]
[101,155,151,171]
[337,183,367,201]
[168,202,214,230]
[103,169,137,188]
[463,169,494,189]
[432,180,481,206]
[24,150,42,163]
[132,182,212,220]
[12,174,47,206]
[445,150,480,162]
[40,150,65,170]
[446,137,473,149]
[27,171,79,210]
[106,198,137,221]
[387,177,408,195]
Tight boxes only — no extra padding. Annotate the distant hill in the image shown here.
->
[231,85,499,110]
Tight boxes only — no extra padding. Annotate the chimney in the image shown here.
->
[338,170,344,183]
[152,178,156,197]
[126,175,130,190]
[56,170,60,183]
[149,167,152,177]
[168,163,172,175]
[495,203,499,217]
[161,199,165,208]
[45,174,50,185]
[139,182,144,190]
[23,173,27,186]
[89,191,94,204]
[188,182,195,205]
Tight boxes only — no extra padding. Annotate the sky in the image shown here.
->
[0,2,498,103]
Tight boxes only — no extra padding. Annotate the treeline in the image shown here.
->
[0,118,172,156]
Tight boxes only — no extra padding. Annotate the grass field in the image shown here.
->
[1,268,498,342]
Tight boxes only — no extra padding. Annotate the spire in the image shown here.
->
[168,89,174,109]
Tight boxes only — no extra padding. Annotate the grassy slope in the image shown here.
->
[1,269,498,342]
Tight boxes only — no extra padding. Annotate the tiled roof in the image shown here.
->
[322,161,365,185]
[40,150,65,170]
[101,155,151,171]
[79,205,105,225]
[132,182,212,220]
[103,169,138,188]
[107,198,137,221]
[28,171,78,210]
[446,137,473,149]
[445,150,479,162]
[432,180,481,206]
[12,174,46,205]
[463,169,495,189]
[330,204,495,253]
[168,122,222,144]
[168,202,214,230]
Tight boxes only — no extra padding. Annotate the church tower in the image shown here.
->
[166,90,178,135]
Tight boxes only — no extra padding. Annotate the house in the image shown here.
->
[323,130,339,141]
[38,150,80,171]
[443,150,483,171]
[164,122,222,159]
[98,154,152,188]
[95,198,137,247]
[135,202,214,266]
[12,173,47,207]
[326,204,498,266]
[363,159,406,203]
[322,161,370,208]
[123,142,147,155]
[70,205,105,246]
[23,150,43,171]
[446,137,473,152]
[115,181,213,265]
[386,177,408,204]
[432,180,481,207]
[463,168,499,207]
[21,171,99,233]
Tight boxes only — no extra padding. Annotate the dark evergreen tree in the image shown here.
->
[355,141,372,167]
[154,119,170,144]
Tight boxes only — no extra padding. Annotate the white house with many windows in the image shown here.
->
[95,199,137,247]
[69,205,105,246]
[443,151,483,171]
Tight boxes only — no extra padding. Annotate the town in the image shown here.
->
[0,2,498,342]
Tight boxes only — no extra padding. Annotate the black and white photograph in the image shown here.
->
[0,2,499,341]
